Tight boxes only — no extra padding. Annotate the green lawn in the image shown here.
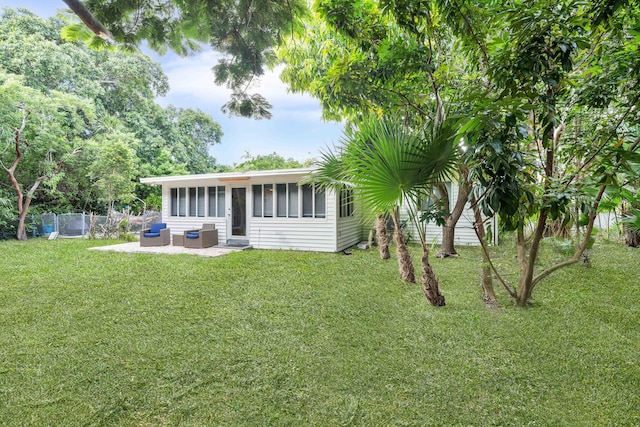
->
[0,239,639,426]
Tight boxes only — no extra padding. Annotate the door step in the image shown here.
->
[222,239,252,250]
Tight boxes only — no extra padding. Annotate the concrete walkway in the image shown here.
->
[89,242,239,258]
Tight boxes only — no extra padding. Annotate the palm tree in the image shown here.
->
[311,115,457,305]
[374,214,391,260]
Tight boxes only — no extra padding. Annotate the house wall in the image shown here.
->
[159,178,228,240]
[399,183,483,247]
[336,216,361,251]
[157,173,365,252]
[249,218,336,251]
[151,172,486,251]
[336,195,366,251]
[247,175,338,252]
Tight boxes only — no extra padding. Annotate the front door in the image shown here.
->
[230,187,247,238]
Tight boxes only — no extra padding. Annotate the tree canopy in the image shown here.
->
[0,8,225,237]
[62,0,310,119]
[279,0,640,306]
[232,151,308,172]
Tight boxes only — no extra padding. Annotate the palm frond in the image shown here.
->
[415,119,460,185]
[344,115,459,214]
[302,146,349,190]
[309,114,459,223]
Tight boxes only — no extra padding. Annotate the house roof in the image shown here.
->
[139,167,318,186]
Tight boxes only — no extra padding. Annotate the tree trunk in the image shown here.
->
[515,121,555,307]
[439,222,457,257]
[375,215,390,259]
[623,222,640,247]
[14,188,38,241]
[4,107,78,241]
[421,244,445,306]
[392,210,415,283]
[515,229,532,307]
[438,179,470,258]
[472,201,497,307]
[622,203,640,247]
[515,208,549,307]
[16,209,29,241]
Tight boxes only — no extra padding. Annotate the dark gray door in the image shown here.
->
[231,187,246,237]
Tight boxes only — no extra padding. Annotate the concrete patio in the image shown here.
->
[88,242,241,258]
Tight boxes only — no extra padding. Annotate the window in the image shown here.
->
[170,188,178,216]
[302,184,325,218]
[252,185,262,217]
[188,187,197,216]
[188,187,205,217]
[197,187,205,217]
[420,183,452,212]
[421,194,436,210]
[315,187,326,218]
[217,186,225,217]
[264,184,273,217]
[253,184,274,217]
[171,186,219,217]
[340,187,354,217]
[302,184,313,218]
[178,188,186,217]
[276,183,287,217]
[288,183,298,218]
[208,186,226,217]
[275,183,300,218]
[253,182,302,218]
[208,187,216,216]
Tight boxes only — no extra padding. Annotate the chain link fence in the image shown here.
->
[8,210,161,239]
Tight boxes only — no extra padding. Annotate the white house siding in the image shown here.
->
[399,183,485,247]
[244,174,338,252]
[336,216,362,251]
[249,218,336,251]
[449,207,482,247]
[142,170,490,251]
[336,191,365,251]
[142,169,345,252]
[159,182,228,240]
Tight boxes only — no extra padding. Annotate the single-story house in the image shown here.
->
[140,167,491,252]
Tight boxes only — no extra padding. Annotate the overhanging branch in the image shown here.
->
[63,0,114,42]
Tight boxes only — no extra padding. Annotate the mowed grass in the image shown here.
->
[0,239,639,426]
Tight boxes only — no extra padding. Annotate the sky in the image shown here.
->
[0,1,345,166]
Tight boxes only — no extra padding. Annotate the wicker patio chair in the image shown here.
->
[183,223,218,248]
[140,222,170,247]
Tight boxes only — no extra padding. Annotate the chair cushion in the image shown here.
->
[149,223,166,233]
[144,232,161,238]
[186,232,200,239]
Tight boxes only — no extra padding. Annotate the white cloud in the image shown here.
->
[160,51,321,111]
[2,0,344,166]
[152,47,345,165]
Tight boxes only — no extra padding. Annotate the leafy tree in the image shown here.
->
[311,115,457,306]
[278,0,475,259]
[281,0,640,307]
[87,130,139,213]
[459,0,640,306]
[0,69,94,240]
[62,0,310,119]
[0,8,225,219]
[0,190,17,236]
[165,106,223,173]
[233,151,307,172]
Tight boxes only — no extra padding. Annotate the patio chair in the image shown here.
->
[184,223,218,248]
[140,222,170,247]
